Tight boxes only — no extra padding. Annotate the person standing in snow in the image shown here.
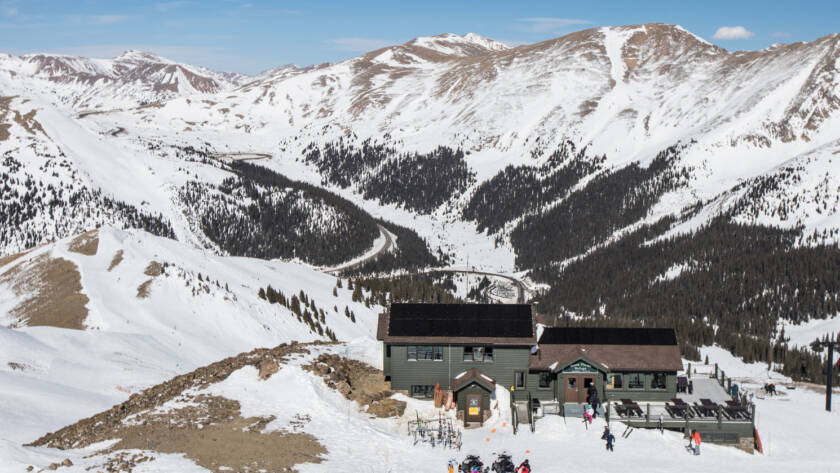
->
[585,404,595,424]
[691,430,702,455]
[601,425,615,451]
[516,459,530,473]
[591,392,600,419]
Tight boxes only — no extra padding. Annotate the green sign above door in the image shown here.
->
[563,360,598,373]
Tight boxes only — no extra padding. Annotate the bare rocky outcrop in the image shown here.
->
[27,342,330,450]
[303,353,406,418]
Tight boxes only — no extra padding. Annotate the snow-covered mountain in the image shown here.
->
[2,24,840,372]
[0,49,245,109]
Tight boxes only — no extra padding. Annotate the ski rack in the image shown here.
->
[407,410,462,450]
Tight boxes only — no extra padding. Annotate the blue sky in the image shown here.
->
[1,0,837,74]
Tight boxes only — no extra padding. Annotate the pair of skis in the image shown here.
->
[621,426,634,438]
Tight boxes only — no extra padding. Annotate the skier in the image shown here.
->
[516,459,531,473]
[605,430,615,452]
[601,425,615,451]
[447,459,457,473]
[691,430,702,456]
[585,404,594,424]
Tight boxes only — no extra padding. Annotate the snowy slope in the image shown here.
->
[0,227,382,447]
[2,338,837,472]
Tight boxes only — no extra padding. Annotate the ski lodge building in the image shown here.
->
[377,303,757,450]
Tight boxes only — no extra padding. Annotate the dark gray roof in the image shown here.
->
[377,303,536,345]
[538,327,678,346]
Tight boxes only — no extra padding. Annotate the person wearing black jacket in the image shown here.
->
[586,384,597,404]
[601,426,615,452]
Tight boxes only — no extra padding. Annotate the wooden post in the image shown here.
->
[646,403,650,427]
[720,371,725,387]
[687,363,692,379]
[715,363,718,379]
[717,406,722,427]
[606,402,611,425]
[684,412,689,437]
[750,403,756,425]
[727,377,732,394]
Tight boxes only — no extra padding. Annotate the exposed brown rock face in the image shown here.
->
[303,353,406,418]
[27,342,329,450]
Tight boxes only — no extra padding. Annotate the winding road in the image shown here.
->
[323,225,393,274]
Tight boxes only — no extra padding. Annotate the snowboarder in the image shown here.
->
[516,459,530,473]
[691,430,702,455]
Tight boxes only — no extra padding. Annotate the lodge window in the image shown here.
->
[627,373,644,389]
[463,346,494,362]
[514,371,526,390]
[410,385,435,398]
[651,373,667,390]
[607,374,622,390]
[407,346,443,361]
[538,372,551,389]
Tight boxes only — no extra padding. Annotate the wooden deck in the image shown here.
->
[606,374,756,445]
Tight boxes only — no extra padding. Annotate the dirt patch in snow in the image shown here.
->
[0,249,28,269]
[137,261,165,298]
[94,394,325,473]
[28,342,331,450]
[303,353,406,418]
[144,260,163,276]
[28,342,332,472]
[136,278,153,298]
[107,250,124,271]
[0,253,88,329]
[67,229,99,256]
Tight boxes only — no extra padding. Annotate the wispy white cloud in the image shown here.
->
[771,31,792,38]
[155,1,190,12]
[712,26,755,40]
[324,37,394,52]
[515,17,591,34]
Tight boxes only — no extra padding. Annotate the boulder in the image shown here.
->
[367,399,407,418]
[336,381,352,397]
[258,359,279,380]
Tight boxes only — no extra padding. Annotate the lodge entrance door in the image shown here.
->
[564,375,581,403]
[466,394,482,423]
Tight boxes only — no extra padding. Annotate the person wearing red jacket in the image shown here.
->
[691,430,702,456]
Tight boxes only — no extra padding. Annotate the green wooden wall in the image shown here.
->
[385,343,531,392]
